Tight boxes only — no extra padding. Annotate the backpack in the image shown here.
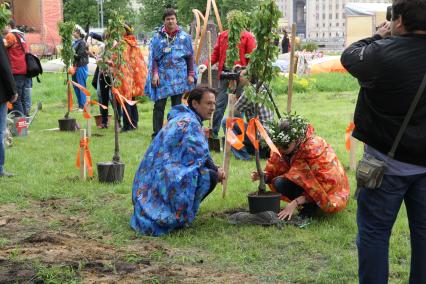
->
[13,33,43,82]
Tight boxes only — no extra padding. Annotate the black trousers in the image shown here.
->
[201,169,219,201]
[272,177,318,217]
[122,99,138,131]
[152,94,182,137]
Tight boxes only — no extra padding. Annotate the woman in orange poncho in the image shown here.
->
[251,114,350,220]
[116,23,148,132]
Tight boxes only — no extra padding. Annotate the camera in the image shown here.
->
[386,6,392,21]
[219,66,246,81]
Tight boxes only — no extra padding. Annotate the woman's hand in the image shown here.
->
[251,171,262,182]
[277,201,298,220]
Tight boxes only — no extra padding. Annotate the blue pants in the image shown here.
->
[12,74,26,116]
[72,65,88,108]
[0,102,7,174]
[23,78,32,116]
[357,173,426,284]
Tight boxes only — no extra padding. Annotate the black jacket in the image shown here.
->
[73,39,89,67]
[341,33,426,166]
[0,36,17,104]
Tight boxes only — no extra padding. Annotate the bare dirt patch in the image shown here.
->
[0,201,259,283]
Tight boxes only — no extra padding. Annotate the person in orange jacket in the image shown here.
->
[251,114,350,220]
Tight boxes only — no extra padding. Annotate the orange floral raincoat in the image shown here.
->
[265,125,350,213]
[116,35,148,99]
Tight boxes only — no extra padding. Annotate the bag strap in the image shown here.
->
[388,72,426,158]
[12,32,25,53]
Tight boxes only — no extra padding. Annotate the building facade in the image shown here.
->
[276,0,390,49]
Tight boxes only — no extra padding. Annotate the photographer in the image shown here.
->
[221,70,274,160]
[198,16,256,138]
[341,0,426,283]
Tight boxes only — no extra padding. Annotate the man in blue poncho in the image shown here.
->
[145,8,196,138]
[131,86,225,236]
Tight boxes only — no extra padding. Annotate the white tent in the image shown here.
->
[345,3,390,16]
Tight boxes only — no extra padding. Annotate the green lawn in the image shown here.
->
[1,72,411,283]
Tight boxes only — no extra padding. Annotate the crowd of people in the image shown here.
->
[1,1,426,282]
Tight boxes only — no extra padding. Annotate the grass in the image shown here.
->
[1,72,412,283]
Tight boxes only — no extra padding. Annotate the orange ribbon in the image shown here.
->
[76,137,93,177]
[345,121,355,151]
[225,117,245,150]
[67,80,74,110]
[70,80,107,119]
[246,117,281,157]
[7,102,13,110]
[112,88,138,128]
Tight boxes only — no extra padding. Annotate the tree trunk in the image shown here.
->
[111,92,120,163]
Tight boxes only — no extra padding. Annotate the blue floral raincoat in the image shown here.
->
[145,26,197,101]
[130,105,212,236]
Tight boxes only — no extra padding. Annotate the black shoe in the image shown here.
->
[0,171,15,178]
[298,203,318,219]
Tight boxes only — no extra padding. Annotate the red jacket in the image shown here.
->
[4,32,27,75]
[205,30,256,76]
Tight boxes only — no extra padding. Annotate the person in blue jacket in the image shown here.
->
[145,8,197,138]
[131,86,225,236]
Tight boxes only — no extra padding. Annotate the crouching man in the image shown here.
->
[130,86,225,236]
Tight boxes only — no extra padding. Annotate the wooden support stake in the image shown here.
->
[287,23,297,114]
[86,102,91,138]
[80,129,87,181]
[208,31,212,88]
[222,94,236,198]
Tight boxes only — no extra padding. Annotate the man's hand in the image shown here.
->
[9,93,18,103]
[277,201,298,220]
[376,21,391,38]
[188,75,195,85]
[152,73,160,87]
[217,167,226,183]
[238,69,250,86]
[198,64,207,73]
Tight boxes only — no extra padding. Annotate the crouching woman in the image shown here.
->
[251,114,350,220]
[131,86,225,236]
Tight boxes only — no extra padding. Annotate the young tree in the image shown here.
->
[97,12,126,163]
[58,21,75,119]
[64,0,132,31]
[244,0,281,193]
[138,0,177,31]
[0,3,11,30]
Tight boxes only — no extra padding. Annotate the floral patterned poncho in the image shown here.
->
[144,26,196,101]
[116,35,148,99]
[265,125,350,213]
[130,105,211,236]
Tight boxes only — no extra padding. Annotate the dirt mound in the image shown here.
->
[0,201,259,283]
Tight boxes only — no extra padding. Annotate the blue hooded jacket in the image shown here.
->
[131,105,212,236]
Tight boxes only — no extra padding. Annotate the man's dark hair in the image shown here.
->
[163,8,177,20]
[392,0,426,32]
[187,86,217,110]
[8,19,16,29]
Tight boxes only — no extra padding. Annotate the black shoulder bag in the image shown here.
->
[356,72,426,190]
[13,33,43,82]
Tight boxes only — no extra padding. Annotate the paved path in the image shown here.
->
[42,58,97,75]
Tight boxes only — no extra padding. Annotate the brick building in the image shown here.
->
[1,0,63,55]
